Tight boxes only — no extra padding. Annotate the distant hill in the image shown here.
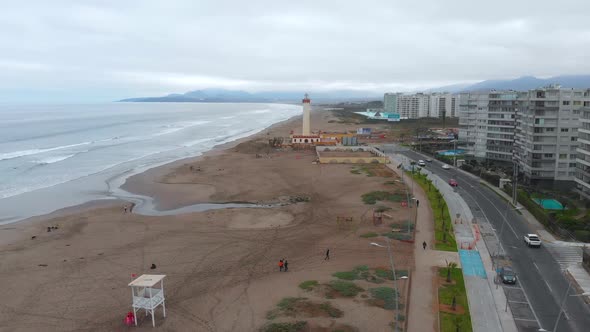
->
[119,89,382,103]
[428,75,590,93]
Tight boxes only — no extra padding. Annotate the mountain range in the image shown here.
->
[119,75,590,103]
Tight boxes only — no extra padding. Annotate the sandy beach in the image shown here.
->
[0,109,414,332]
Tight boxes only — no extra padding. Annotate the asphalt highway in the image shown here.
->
[392,147,590,332]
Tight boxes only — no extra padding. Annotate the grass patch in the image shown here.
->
[438,268,472,332]
[298,280,318,291]
[319,302,344,318]
[408,171,457,252]
[328,280,364,297]
[276,297,306,315]
[360,232,378,238]
[260,321,308,332]
[369,287,399,310]
[374,267,408,280]
[361,191,405,205]
[332,265,370,280]
[381,232,412,241]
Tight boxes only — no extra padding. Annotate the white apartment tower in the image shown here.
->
[515,86,584,185]
[571,91,590,198]
[458,91,519,161]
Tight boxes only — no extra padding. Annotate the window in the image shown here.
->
[561,128,569,132]
[563,101,570,105]
[546,128,555,132]
[559,153,567,159]
[574,101,582,106]
[570,163,577,167]
[544,153,553,158]
[571,137,578,141]
[571,154,577,159]
[559,163,567,168]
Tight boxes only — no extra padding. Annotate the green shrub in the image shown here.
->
[298,280,318,291]
[329,280,363,297]
[319,302,344,318]
[361,191,405,204]
[260,321,308,332]
[332,271,357,280]
[369,287,399,310]
[360,232,378,238]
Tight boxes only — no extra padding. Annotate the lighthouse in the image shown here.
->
[302,93,311,135]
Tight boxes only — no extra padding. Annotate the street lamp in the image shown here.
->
[449,139,458,167]
[370,238,401,332]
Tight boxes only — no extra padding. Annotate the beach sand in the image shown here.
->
[0,110,413,331]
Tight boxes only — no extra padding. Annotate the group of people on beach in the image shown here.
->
[123,205,133,213]
[278,259,289,272]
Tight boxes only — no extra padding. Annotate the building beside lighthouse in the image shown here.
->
[291,93,321,144]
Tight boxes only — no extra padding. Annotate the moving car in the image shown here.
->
[442,164,451,170]
[524,234,542,247]
[418,160,426,167]
[426,158,433,162]
[449,179,458,187]
[499,266,517,284]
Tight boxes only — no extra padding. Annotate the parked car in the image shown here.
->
[449,179,458,187]
[442,164,451,170]
[524,234,542,247]
[426,158,433,162]
[499,266,517,284]
[418,160,426,167]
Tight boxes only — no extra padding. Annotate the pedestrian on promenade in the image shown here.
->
[325,248,330,260]
[123,206,127,213]
[279,259,284,272]
[284,260,288,272]
[422,241,427,250]
[416,200,420,208]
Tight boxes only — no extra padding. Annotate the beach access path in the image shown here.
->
[389,164,461,332]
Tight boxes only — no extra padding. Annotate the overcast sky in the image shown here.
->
[1,0,589,102]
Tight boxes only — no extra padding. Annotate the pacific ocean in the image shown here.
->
[0,102,300,223]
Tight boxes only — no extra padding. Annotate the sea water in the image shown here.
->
[0,102,300,223]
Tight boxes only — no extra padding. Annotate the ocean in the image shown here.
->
[0,102,301,224]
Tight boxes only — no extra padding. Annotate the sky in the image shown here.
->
[1,0,589,102]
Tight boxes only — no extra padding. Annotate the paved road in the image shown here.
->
[386,146,590,332]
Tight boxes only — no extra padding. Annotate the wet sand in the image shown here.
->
[0,110,413,331]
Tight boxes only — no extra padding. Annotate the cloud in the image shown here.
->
[0,0,589,101]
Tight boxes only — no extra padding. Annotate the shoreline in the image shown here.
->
[0,113,301,228]
[119,113,302,211]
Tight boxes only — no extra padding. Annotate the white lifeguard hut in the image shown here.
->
[128,274,167,327]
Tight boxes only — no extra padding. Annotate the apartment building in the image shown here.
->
[573,92,590,199]
[514,86,586,185]
[429,93,459,118]
[458,91,518,161]
[383,92,458,119]
[397,93,430,118]
[383,93,399,115]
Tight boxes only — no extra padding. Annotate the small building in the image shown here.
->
[291,134,321,144]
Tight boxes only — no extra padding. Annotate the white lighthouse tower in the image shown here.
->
[302,93,311,135]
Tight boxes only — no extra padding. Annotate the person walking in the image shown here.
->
[284,260,288,272]
[422,241,427,250]
[325,248,330,260]
[123,206,127,213]
[279,259,284,272]
[416,200,420,208]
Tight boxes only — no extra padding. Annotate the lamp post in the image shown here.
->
[370,239,401,331]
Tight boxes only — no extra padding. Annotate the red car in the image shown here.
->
[449,179,458,187]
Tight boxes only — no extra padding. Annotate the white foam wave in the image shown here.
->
[153,120,211,137]
[36,154,77,165]
[0,141,93,161]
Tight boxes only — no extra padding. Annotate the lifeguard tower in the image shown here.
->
[128,274,166,327]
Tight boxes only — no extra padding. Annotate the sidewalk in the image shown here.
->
[388,155,517,332]
[389,164,460,332]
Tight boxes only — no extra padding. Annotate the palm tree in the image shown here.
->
[446,260,458,283]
